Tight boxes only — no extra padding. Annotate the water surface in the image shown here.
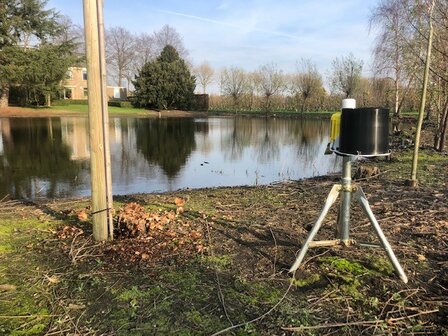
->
[0,116,341,199]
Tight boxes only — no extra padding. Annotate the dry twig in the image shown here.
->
[282,309,439,332]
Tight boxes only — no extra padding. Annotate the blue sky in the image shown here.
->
[47,0,379,77]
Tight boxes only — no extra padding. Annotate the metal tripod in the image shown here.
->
[289,156,408,283]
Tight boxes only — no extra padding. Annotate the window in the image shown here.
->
[64,88,72,99]
[82,69,87,81]
[66,70,73,80]
[83,88,88,97]
[114,87,121,99]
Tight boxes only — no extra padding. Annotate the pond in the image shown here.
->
[0,116,341,199]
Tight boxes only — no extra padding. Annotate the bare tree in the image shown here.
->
[290,59,323,112]
[220,66,247,108]
[53,15,85,55]
[152,24,188,59]
[429,0,448,151]
[370,0,416,117]
[133,33,156,72]
[244,71,259,110]
[105,26,136,88]
[255,63,285,111]
[369,76,394,107]
[194,61,214,94]
[329,53,363,98]
[410,0,436,187]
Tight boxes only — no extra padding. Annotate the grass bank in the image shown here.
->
[0,141,447,335]
[1,104,419,119]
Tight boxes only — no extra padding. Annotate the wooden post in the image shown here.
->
[97,0,114,240]
[83,0,113,241]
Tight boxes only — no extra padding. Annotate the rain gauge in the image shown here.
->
[289,99,408,283]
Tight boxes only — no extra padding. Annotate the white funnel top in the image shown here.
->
[342,99,356,109]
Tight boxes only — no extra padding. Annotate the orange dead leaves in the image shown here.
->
[56,225,84,239]
[77,210,89,222]
[110,200,206,264]
[174,197,186,207]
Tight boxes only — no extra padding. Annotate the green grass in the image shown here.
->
[378,149,448,185]
[0,202,307,335]
[0,215,61,335]
[400,111,419,116]
[47,104,152,114]
[48,104,337,116]
[38,104,421,118]
[209,108,337,116]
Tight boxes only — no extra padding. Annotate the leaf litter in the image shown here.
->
[56,198,206,267]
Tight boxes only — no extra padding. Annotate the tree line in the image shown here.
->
[209,55,414,114]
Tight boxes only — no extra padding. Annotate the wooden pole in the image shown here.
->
[83,0,113,241]
[97,0,114,240]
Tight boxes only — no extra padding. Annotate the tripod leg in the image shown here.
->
[355,187,408,283]
[289,184,341,273]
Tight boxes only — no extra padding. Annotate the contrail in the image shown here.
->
[157,9,300,40]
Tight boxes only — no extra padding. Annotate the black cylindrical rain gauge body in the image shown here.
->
[339,107,389,156]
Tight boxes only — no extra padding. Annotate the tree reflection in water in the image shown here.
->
[134,118,198,178]
[221,117,327,164]
[0,118,81,198]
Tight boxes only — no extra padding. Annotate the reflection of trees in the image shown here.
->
[256,118,280,163]
[221,117,328,163]
[115,118,137,177]
[194,119,213,155]
[134,118,196,178]
[294,119,325,160]
[194,120,209,134]
[221,117,253,160]
[0,118,81,198]
[293,120,340,175]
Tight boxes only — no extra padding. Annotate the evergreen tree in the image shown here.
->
[24,43,77,106]
[0,0,67,107]
[132,45,196,110]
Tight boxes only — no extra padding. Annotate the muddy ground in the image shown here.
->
[0,124,447,335]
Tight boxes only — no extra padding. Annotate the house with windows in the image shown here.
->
[62,67,127,100]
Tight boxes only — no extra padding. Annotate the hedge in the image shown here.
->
[53,99,133,108]
[108,100,132,108]
[53,99,88,106]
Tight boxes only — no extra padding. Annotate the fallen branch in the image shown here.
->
[0,314,61,319]
[68,233,103,264]
[282,309,439,331]
[268,226,277,276]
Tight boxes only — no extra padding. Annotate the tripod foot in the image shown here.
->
[289,184,341,273]
[355,187,408,283]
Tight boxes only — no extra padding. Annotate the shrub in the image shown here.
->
[52,99,71,106]
[108,100,132,108]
